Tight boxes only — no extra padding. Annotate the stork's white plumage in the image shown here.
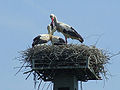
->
[50,14,84,44]
[32,25,65,47]
[32,34,50,47]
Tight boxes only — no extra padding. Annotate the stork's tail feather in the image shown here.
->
[79,38,84,43]
[32,42,35,47]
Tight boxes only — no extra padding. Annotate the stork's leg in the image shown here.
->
[65,37,67,44]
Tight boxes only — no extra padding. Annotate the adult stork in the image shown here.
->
[32,25,65,47]
[50,14,84,44]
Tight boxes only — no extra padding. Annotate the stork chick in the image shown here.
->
[32,34,50,47]
[32,25,65,47]
[47,24,65,45]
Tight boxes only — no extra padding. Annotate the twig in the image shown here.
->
[94,33,104,46]
[25,72,32,80]
[23,70,33,74]
[13,66,30,69]
[37,79,42,90]
[109,51,120,58]
[15,61,26,76]
[46,82,52,90]
[42,83,46,90]
[80,81,83,90]
[33,72,37,89]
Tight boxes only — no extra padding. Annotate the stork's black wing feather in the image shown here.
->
[32,35,48,47]
[33,35,41,41]
[63,27,84,43]
[71,27,84,42]
[63,27,81,38]
[70,27,82,37]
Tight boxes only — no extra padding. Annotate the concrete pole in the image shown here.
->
[53,72,78,90]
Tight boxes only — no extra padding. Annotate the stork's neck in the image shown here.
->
[49,34,52,41]
[54,16,58,26]
[47,27,50,34]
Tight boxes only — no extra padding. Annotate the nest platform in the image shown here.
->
[21,44,109,82]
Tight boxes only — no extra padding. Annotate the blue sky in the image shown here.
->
[0,0,120,90]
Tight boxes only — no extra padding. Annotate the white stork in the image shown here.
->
[50,14,84,44]
[32,25,65,47]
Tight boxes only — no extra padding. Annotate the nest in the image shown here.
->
[18,44,110,82]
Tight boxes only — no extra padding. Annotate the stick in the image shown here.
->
[80,81,83,90]
[37,79,42,90]
[25,72,32,80]
[46,82,52,90]
[15,62,26,76]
